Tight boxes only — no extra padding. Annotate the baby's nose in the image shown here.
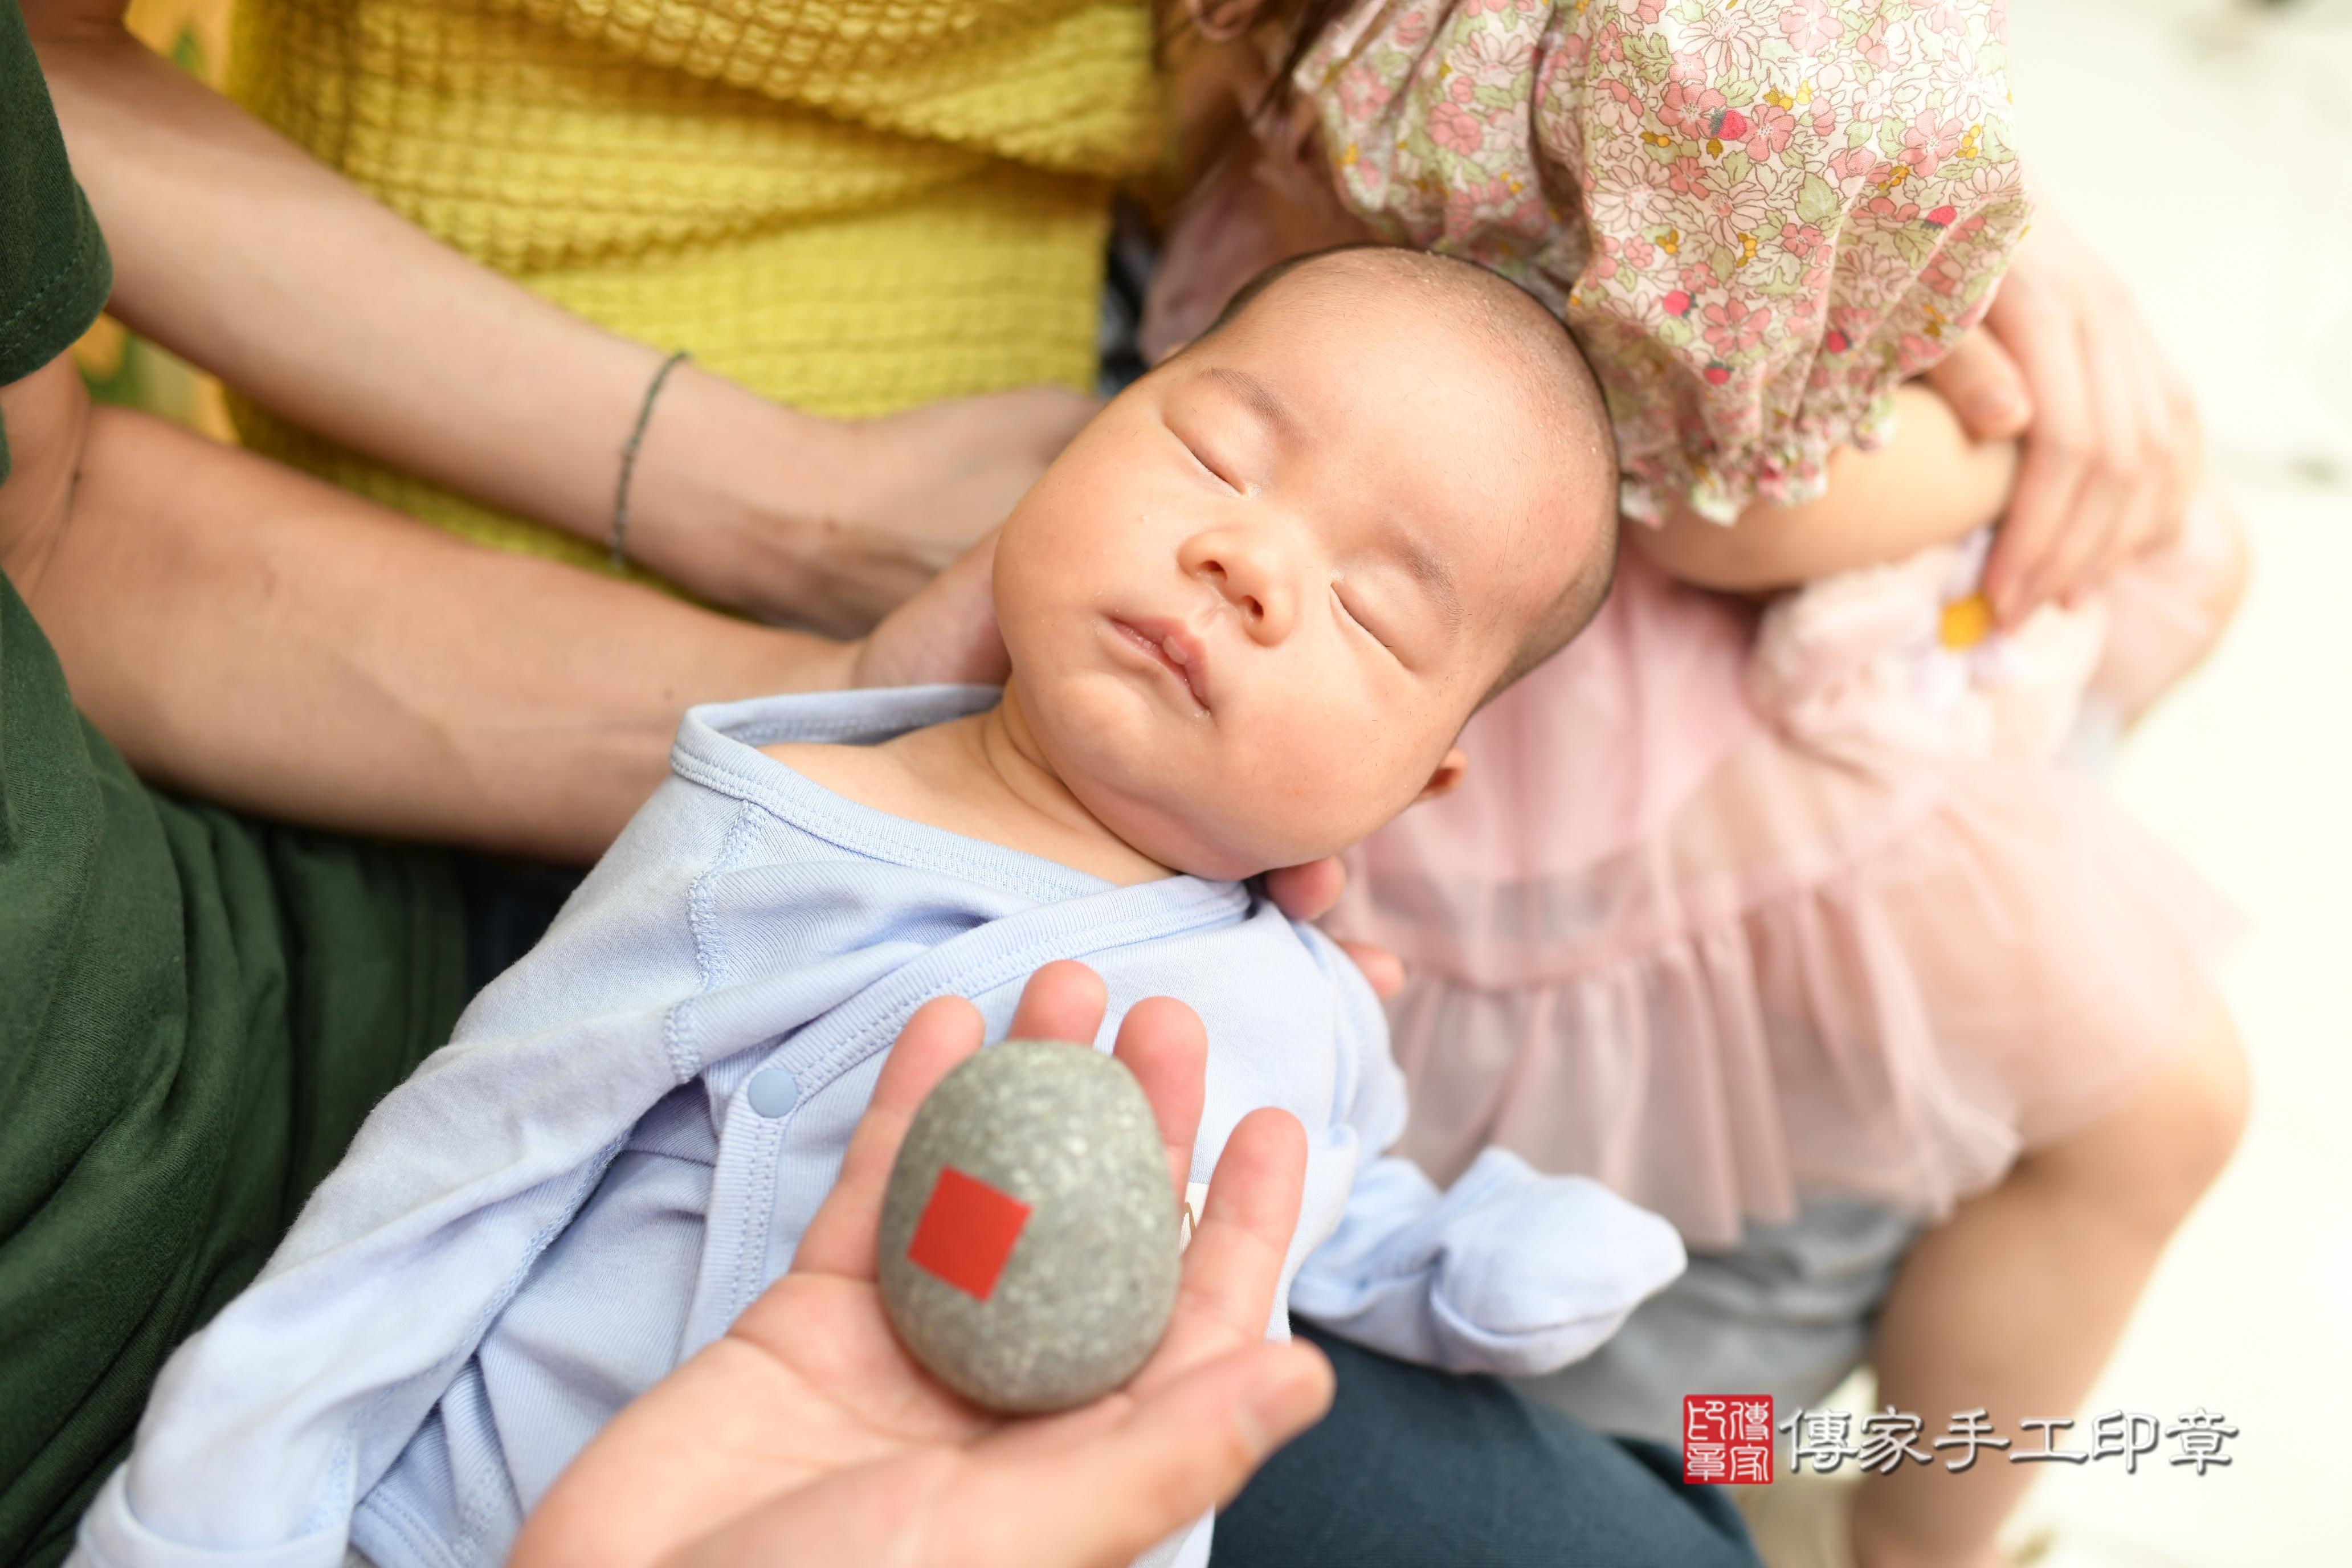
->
[1182,529,1294,643]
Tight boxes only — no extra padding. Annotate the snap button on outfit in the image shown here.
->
[747,1068,800,1118]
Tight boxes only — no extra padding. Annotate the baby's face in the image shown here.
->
[994,266,1592,879]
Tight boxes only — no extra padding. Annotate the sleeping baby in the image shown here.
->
[76,247,1685,1568]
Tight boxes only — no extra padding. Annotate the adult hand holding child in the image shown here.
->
[1927,205,2208,624]
[512,962,1334,1568]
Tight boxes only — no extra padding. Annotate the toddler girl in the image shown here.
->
[1152,4,2248,1567]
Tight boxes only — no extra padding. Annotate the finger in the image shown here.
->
[1334,938,1404,1002]
[1018,385,1102,456]
[1143,1108,1309,1385]
[1924,328,2034,440]
[2079,369,2163,606]
[1988,442,2087,627]
[2024,308,2141,611]
[1110,996,1210,1198]
[2073,486,2155,609]
[2022,465,2121,618]
[794,994,986,1277]
[1981,273,2094,624]
[1262,856,1346,922]
[2165,357,2209,500]
[1005,959,1110,1046]
[855,530,1008,689]
[2086,329,2199,589]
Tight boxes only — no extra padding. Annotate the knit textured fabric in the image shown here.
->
[223,0,1165,573]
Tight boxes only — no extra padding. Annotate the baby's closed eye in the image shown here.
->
[1332,583,1396,655]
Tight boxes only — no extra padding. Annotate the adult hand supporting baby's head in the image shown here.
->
[511,961,1332,1568]
[849,530,1012,690]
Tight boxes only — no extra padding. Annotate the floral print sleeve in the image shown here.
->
[1298,0,2032,524]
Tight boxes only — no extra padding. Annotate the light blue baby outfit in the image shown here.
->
[76,688,1685,1568]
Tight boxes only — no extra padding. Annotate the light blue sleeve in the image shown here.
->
[70,781,735,1568]
[1283,926,1688,1377]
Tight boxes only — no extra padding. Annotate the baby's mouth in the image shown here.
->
[1110,618,1212,713]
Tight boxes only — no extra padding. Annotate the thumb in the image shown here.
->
[854,532,1010,688]
[1925,329,2034,441]
[1335,940,1404,1002]
[1262,857,1345,922]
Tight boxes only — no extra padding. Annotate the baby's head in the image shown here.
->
[994,246,1618,879]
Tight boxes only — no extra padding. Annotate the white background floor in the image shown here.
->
[1984,2,2351,1561]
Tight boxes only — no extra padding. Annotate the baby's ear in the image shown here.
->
[1411,747,1470,807]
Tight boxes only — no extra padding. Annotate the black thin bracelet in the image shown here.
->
[610,349,691,569]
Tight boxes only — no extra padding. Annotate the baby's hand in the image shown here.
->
[1289,1149,1687,1378]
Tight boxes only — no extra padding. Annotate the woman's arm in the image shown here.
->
[0,358,1001,863]
[23,0,1092,632]
[1627,383,2019,594]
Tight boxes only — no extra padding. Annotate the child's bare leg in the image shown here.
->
[1848,997,2248,1568]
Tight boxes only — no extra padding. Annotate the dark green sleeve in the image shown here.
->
[0,34,469,1524]
[1,16,469,1559]
[0,0,113,483]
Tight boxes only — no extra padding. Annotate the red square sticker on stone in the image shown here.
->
[908,1166,1032,1301]
[1683,1395,1774,1484]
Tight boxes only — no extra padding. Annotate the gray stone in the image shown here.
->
[878,1039,1181,1413]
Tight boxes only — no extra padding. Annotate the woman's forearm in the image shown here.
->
[1630,383,2020,593]
[24,3,855,617]
[2,363,849,863]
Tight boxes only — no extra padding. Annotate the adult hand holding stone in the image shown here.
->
[510,961,1333,1568]
[878,1038,1185,1412]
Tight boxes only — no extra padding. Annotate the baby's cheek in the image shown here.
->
[1242,752,1396,867]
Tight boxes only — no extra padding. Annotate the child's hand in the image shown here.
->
[511,961,1332,1568]
[1930,207,2205,627]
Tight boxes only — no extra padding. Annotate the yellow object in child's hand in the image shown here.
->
[1939,594,1994,650]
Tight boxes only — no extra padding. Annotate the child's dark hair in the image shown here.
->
[1188,243,1622,704]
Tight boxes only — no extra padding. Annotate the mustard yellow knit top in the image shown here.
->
[226,0,1165,573]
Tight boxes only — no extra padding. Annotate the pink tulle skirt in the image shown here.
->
[1329,522,2240,1250]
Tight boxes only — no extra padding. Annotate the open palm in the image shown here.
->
[511,961,1330,1568]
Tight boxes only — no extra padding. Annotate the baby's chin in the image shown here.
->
[1058,775,1289,884]
[1069,776,1330,884]
[1028,691,1385,880]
